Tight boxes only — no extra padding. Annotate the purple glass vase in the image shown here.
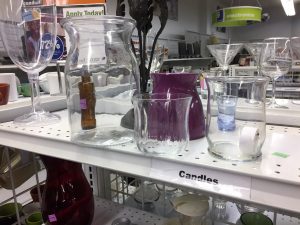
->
[40,155,94,225]
[151,73,205,139]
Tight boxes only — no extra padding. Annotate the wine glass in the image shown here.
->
[244,43,267,105]
[290,37,300,105]
[244,42,266,75]
[207,43,243,76]
[260,37,292,109]
[0,0,60,126]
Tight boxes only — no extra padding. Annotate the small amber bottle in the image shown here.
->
[78,72,96,130]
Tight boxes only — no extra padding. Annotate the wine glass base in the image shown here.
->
[292,100,300,105]
[245,99,260,105]
[13,111,61,127]
[268,103,289,109]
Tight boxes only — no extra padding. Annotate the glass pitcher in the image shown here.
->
[205,76,269,161]
[61,16,139,146]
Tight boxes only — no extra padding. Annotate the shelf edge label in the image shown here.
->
[149,159,251,199]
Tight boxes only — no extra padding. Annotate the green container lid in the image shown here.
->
[240,212,273,225]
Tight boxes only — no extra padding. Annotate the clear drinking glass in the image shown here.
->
[212,198,227,220]
[173,66,192,73]
[260,37,292,109]
[133,93,192,155]
[0,0,60,126]
[217,95,238,131]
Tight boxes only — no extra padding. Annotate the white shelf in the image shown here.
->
[229,65,300,71]
[200,98,300,127]
[0,63,58,70]
[0,111,299,213]
[162,57,213,68]
[0,95,67,123]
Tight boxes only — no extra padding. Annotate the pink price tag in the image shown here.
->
[80,99,87,109]
[48,214,57,222]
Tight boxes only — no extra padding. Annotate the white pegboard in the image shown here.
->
[10,197,165,225]
[93,198,165,225]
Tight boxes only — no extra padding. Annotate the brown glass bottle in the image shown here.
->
[78,74,96,130]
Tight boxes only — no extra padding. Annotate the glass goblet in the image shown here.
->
[260,37,292,109]
[290,37,300,105]
[244,42,266,75]
[0,0,60,126]
[207,43,243,76]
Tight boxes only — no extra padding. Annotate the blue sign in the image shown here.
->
[52,36,64,60]
[217,9,224,22]
[41,33,54,58]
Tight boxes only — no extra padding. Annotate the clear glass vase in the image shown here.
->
[205,76,270,161]
[61,16,139,147]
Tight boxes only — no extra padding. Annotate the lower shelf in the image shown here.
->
[7,196,300,225]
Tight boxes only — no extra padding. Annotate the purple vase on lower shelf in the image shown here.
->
[40,155,94,225]
[151,73,205,140]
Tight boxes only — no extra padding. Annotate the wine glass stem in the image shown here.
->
[28,73,43,113]
[271,77,276,105]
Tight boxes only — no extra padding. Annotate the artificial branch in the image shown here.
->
[127,0,168,93]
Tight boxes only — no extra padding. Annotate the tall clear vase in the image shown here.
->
[61,16,139,147]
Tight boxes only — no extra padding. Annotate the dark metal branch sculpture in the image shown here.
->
[119,0,168,129]
[128,0,168,93]
[116,0,126,17]
[147,0,168,76]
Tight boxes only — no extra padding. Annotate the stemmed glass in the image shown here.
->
[260,37,292,109]
[207,43,243,76]
[290,37,300,105]
[0,0,60,126]
[244,42,266,75]
[244,42,266,105]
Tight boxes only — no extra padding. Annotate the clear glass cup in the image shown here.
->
[217,95,238,131]
[236,203,264,215]
[61,16,139,147]
[133,181,160,212]
[133,93,192,155]
[212,198,227,220]
[206,76,270,161]
[260,37,292,109]
[0,1,60,126]
[170,194,209,225]
[173,66,192,73]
